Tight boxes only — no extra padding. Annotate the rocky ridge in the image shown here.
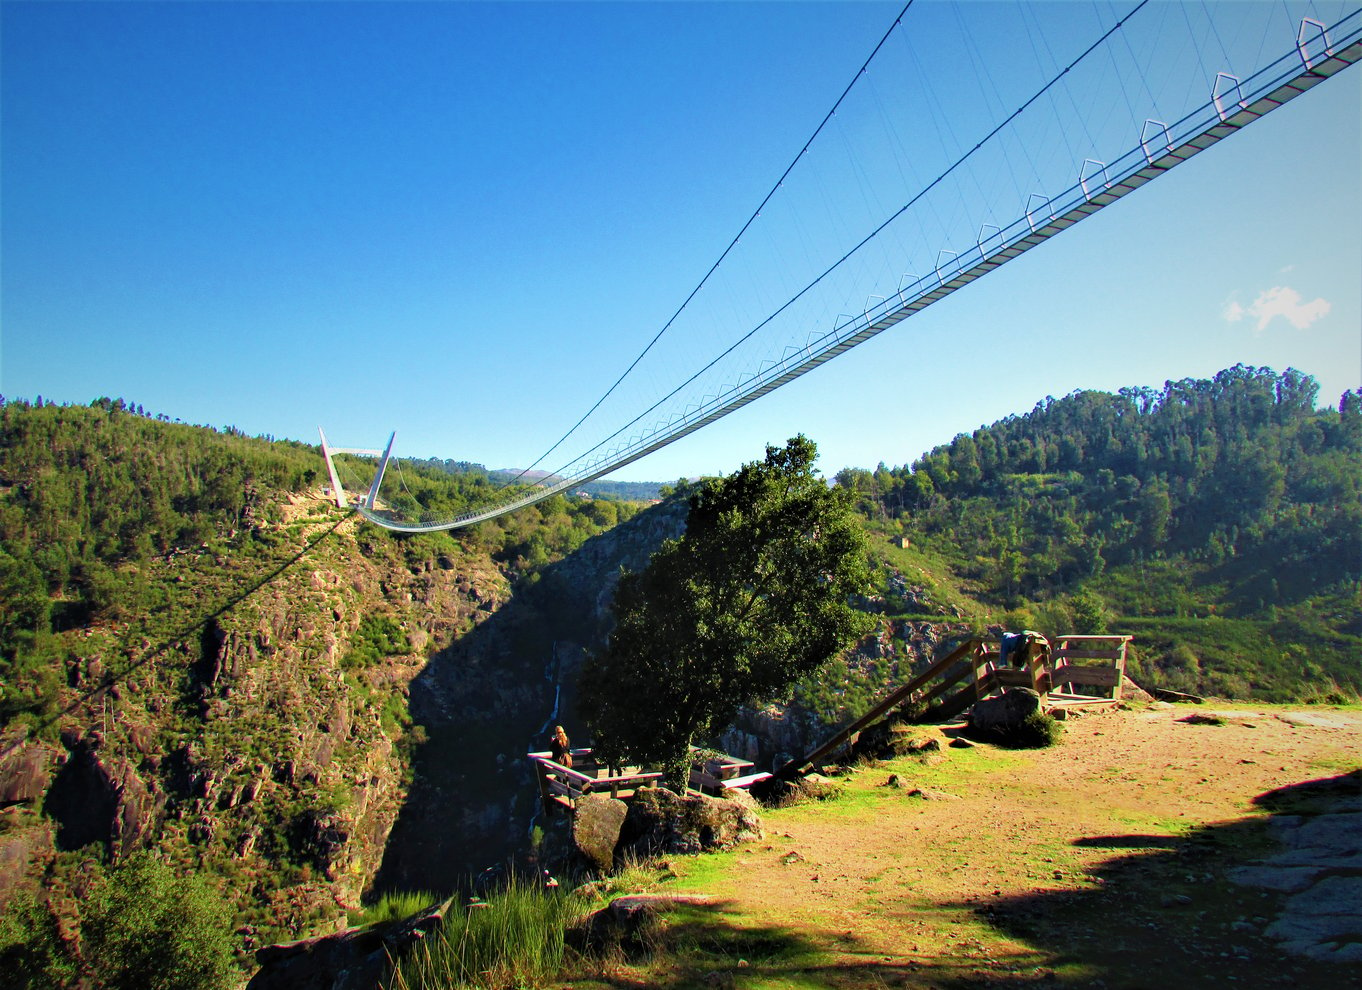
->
[0,499,511,946]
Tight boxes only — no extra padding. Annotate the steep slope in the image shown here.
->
[839,366,1362,699]
[0,398,647,959]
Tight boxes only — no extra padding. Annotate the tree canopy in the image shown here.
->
[577,435,870,785]
[839,365,1361,610]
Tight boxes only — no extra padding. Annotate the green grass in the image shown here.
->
[664,847,738,891]
[1309,752,1362,771]
[383,874,587,990]
[347,890,444,929]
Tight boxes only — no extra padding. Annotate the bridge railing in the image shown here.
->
[356,13,1362,534]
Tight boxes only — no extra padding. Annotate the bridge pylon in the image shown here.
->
[318,427,394,509]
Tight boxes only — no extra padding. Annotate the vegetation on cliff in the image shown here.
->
[1,362,1357,985]
[836,365,1362,700]
[0,395,646,982]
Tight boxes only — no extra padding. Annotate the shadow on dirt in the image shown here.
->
[584,771,1360,989]
[576,896,1050,990]
[931,769,1361,989]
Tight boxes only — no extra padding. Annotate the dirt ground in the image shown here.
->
[638,702,1362,990]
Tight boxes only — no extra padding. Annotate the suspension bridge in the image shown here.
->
[323,2,1361,533]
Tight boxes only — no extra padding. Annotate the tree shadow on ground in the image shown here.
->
[576,897,1042,990]
[928,769,1362,990]
[581,771,1361,989]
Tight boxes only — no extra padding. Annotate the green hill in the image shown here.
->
[0,395,651,968]
[1,369,1358,982]
[839,366,1361,701]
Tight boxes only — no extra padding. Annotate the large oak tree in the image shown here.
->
[578,435,870,787]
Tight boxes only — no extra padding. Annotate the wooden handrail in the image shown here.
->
[774,638,980,780]
[533,759,599,786]
[917,660,978,706]
[532,757,665,789]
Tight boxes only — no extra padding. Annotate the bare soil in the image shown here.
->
[595,702,1362,990]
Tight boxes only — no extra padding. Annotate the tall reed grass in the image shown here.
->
[348,890,444,929]
[383,873,585,990]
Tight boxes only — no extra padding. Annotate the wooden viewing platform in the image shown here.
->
[527,747,772,814]
[778,633,1134,780]
[533,634,1135,799]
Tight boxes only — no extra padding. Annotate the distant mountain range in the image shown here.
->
[405,457,666,501]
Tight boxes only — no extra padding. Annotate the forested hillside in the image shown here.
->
[0,370,1357,983]
[0,400,642,726]
[839,366,1361,700]
[0,396,650,978]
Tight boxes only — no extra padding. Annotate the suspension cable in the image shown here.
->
[545,0,1152,478]
[507,0,916,485]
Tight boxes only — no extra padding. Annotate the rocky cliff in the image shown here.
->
[369,498,689,895]
[0,495,513,950]
[1,472,967,964]
[718,618,973,769]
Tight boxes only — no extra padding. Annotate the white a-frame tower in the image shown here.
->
[318,428,396,510]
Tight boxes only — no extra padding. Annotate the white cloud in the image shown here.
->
[1278,263,1296,274]
[1248,286,1330,331]
[1222,286,1330,332]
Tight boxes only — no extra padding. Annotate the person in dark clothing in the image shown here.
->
[550,725,572,768]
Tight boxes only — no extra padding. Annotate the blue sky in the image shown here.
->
[3,1,1359,483]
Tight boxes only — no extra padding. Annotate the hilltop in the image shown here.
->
[839,365,1362,702]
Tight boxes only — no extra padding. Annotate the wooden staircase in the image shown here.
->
[776,633,1133,780]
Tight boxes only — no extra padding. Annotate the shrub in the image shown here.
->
[1012,710,1062,748]
[975,710,1063,749]
[80,852,236,990]
[776,777,845,808]
[1301,677,1360,706]
[0,888,79,988]
[1069,590,1109,634]
[342,615,412,670]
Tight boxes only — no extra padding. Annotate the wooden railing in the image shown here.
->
[535,634,1136,800]
[528,749,664,812]
[777,632,1134,780]
[528,746,771,813]
[688,751,770,792]
[1048,635,1132,699]
[775,638,983,780]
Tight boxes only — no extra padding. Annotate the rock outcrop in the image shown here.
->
[970,688,1043,735]
[720,622,972,770]
[2,497,520,949]
[247,896,453,990]
[1230,771,1362,963]
[618,786,762,858]
[43,735,161,859]
[577,893,713,953]
[572,794,629,873]
[0,734,56,807]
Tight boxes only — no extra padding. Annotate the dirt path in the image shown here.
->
[657,703,1362,989]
